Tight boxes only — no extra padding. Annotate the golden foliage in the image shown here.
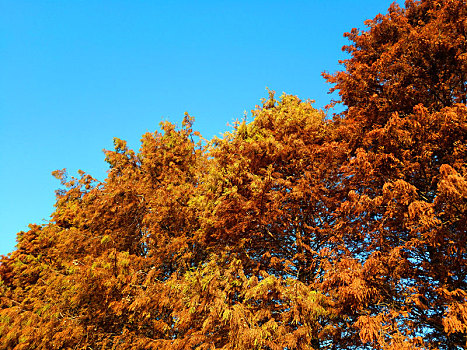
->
[1,1,467,349]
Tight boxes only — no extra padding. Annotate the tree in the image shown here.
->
[323,0,467,348]
[324,0,467,127]
[1,1,466,349]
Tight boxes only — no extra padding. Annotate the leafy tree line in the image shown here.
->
[1,0,466,349]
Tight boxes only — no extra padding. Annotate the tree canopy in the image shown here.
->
[1,1,466,349]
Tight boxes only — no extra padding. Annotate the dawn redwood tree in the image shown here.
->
[0,115,209,349]
[191,93,343,348]
[324,0,467,127]
[323,0,467,348]
[0,1,466,349]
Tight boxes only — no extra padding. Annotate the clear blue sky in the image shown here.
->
[0,0,400,256]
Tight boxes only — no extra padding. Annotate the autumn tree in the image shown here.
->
[0,115,207,349]
[323,0,467,348]
[1,1,466,349]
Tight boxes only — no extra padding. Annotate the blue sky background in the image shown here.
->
[0,0,400,256]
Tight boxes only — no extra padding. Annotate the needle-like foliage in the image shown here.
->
[1,1,466,349]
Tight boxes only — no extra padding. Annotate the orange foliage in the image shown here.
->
[1,1,466,349]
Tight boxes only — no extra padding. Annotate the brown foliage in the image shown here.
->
[1,1,466,349]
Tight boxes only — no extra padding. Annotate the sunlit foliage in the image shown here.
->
[1,1,466,349]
